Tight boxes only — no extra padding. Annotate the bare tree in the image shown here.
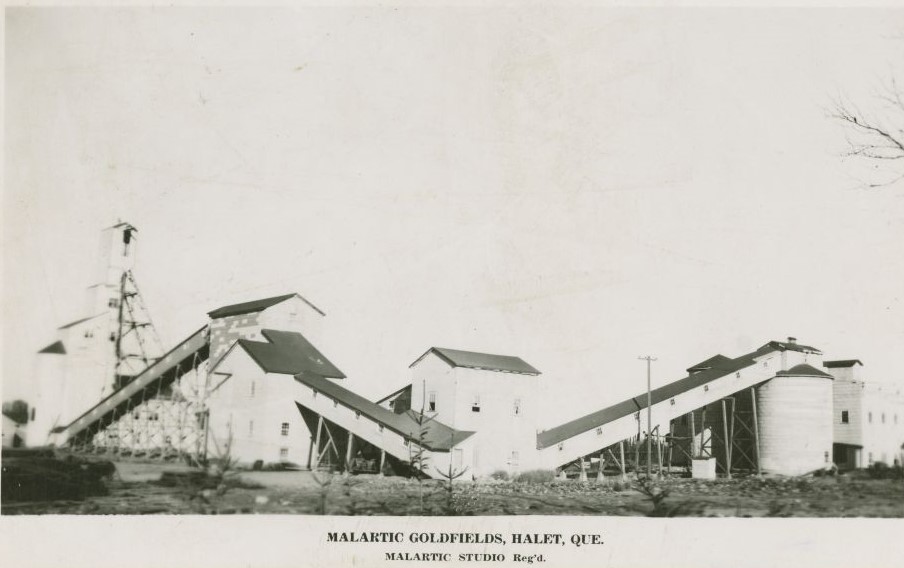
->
[832,78,904,187]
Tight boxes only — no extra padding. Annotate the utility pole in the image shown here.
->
[638,355,657,478]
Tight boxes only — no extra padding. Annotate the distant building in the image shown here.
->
[825,360,904,469]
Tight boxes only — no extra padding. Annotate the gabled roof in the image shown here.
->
[58,314,103,330]
[294,373,474,451]
[536,339,819,449]
[376,384,413,414]
[823,359,863,368]
[207,293,325,319]
[765,339,821,354]
[687,354,732,374]
[777,363,833,379]
[411,347,540,375]
[237,329,345,379]
[38,340,66,354]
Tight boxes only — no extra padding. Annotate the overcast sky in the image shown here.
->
[4,7,904,427]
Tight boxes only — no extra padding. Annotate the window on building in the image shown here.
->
[108,298,119,308]
[280,422,289,436]
[84,330,94,339]
[735,371,741,378]
[557,442,564,451]
[250,381,256,398]
[510,451,520,466]
[670,398,675,406]
[513,399,521,416]
[149,413,159,422]
[596,427,603,436]
[472,394,481,412]
[248,420,254,436]
[824,451,830,463]
[388,400,395,410]
[704,385,709,392]
[279,448,289,460]
[882,413,886,424]
[868,412,873,424]
[428,392,436,412]
[841,410,849,424]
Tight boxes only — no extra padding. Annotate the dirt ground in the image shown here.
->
[2,462,902,516]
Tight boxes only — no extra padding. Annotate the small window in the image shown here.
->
[388,400,395,409]
[279,448,289,460]
[704,385,709,392]
[108,298,119,308]
[670,398,675,406]
[84,330,94,339]
[557,442,564,451]
[841,410,849,424]
[248,420,254,436]
[868,412,873,424]
[595,427,602,436]
[735,371,740,378]
[428,392,436,412]
[280,422,289,436]
[149,413,159,422]
[513,399,521,416]
[471,394,481,412]
[510,451,520,466]
[824,451,830,463]
[250,381,256,397]
[881,413,886,424]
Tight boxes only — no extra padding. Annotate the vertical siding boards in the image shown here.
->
[756,375,833,475]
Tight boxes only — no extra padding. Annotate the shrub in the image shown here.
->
[514,469,556,484]
[866,461,903,480]
[489,470,510,481]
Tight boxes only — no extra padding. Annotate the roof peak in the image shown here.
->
[412,346,541,375]
[207,293,325,319]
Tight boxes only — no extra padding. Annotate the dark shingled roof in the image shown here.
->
[294,373,473,451]
[536,339,820,449]
[823,359,863,368]
[238,330,345,379]
[687,354,733,373]
[412,347,541,375]
[38,340,66,354]
[777,363,834,378]
[207,293,325,319]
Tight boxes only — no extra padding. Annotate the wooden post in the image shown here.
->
[345,431,355,475]
[619,441,627,480]
[597,451,606,482]
[750,387,762,476]
[700,407,707,457]
[689,410,696,459]
[579,457,587,482]
[378,448,386,477]
[307,436,314,470]
[313,415,323,468]
[721,399,731,479]
[657,431,663,477]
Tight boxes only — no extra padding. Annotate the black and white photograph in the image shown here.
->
[2,2,903,567]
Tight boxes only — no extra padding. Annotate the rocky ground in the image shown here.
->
[2,463,902,516]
